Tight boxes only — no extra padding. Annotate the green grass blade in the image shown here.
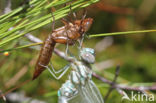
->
[0,42,42,53]
[89,29,156,38]
[0,0,99,47]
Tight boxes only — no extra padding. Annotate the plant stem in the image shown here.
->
[89,29,156,37]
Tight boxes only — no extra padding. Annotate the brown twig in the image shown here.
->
[104,65,120,102]
[93,72,156,91]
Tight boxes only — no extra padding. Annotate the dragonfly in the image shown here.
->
[58,48,104,103]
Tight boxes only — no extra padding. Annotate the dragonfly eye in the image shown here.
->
[80,48,95,64]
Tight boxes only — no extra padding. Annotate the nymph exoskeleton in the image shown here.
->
[32,5,93,80]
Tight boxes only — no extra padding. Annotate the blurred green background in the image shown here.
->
[0,0,156,103]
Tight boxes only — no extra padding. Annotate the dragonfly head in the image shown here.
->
[80,48,95,64]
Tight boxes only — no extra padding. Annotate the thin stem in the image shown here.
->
[0,42,42,53]
[89,29,156,38]
[104,66,120,102]
[93,72,156,91]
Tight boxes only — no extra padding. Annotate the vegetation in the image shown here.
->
[0,0,156,103]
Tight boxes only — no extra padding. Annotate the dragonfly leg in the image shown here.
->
[77,9,87,51]
[49,61,70,74]
[48,64,70,80]
[39,63,70,80]
[47,0,55,31]
[51,11,55,31]
[65,42,75,58]
[77,9,87,49]
[61,18,69,25]
[82,9,87,20]
[79,33,85,48]
[69,4,77,20]
[77,34,85,58]
[65,41,69,56]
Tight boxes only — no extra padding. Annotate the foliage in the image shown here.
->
[0,0,156,103]
[0,0,98,47]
